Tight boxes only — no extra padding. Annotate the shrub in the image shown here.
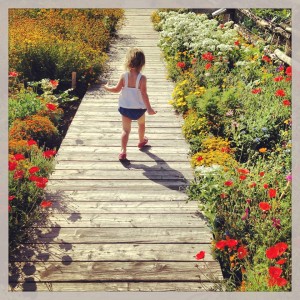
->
[9,115,59,148]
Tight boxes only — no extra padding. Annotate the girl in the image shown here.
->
[103,47,157,160]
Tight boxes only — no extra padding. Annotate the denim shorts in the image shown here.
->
[118,107,147,120]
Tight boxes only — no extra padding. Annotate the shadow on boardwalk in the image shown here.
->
[120,146,190,192]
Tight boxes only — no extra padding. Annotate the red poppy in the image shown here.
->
[237,168,250,174]
[46,103,57,111]
[216,240,227,250]
[234,40,240,46]
[14,153,25,161]
[9,161,18,171]
[195,251,205,260]
[9,71,18,77]
[43,150,57,158]
[221,147,230,153]
[268,188,277,198]
[275,89,285,97]
[273,76,284,82]
[262,55,271,62]
[249,182,256,188]
[176,61,186,68]
[266,245,280,259]
[35,177,48,188]
[283,99,291,106]
[263,183,269,189]
[50,80,59,87]
[259,202,271,211]
[202,52,214,61]
[28,139,37,146]
[14,170,24,180]
[29,166,40,174]
[29,175,39,182]
[285,66,292,77]
[285,76,291,82]
[8,205,12,212]
[40,200,52,208]
[269,266,282,279]
[239,175,247,180]
[252,88,261,94]
[276,258,287,265]
[220,193,228,199]
[9,196,15,201]
[205,63,212,70]
[227,239,238,249]
[275,242,288,256]
[275,277,288,287]
[197,156,203,161]
[224,180,233,186]
[237,246,248,259]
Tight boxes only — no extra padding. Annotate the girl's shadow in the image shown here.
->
[120,146,190,192]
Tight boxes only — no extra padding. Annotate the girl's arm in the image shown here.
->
[140,75,156,115]
[103,74,124,93]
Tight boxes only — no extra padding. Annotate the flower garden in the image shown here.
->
[8,9,124,247]
[152,10,292,291]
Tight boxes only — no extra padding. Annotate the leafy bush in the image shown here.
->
[9,9,124,84]
[9,115,59,148]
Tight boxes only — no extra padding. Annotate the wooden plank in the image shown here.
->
[56,153,190,162]
[10,261,223,282]
[34,213,204,228]
[45,190,189,202]
[11,243,213,262]
[44,201,198,214]
[56,146,189,154]
[66,127,183,134]
[54,160,192,171]
[50,169,193,180]
[27,227,210,244]
[10,281,220,292]
[60,139,189,147]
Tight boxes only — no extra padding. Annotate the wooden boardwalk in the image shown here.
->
[9,9,223,292]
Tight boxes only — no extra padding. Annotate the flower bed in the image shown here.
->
[153,10,291,291]
[9,9,124,85]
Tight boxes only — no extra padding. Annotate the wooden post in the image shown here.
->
[72,72,76,89]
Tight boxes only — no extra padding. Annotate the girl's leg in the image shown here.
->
[137,113,146,143]
[121,115,132,153]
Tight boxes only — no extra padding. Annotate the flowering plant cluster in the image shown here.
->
[9,9,124,84]
[8,75,71,247]
[154,10,291,291]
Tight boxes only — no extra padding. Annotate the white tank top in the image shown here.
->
[118,72,146,109]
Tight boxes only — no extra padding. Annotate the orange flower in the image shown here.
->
[259,148,267,153]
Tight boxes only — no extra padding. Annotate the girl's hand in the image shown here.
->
[147,108,157,115]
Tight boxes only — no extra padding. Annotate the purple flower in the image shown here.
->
[285,174,292,182]
[272,218,281,230]
[242,208,249,220]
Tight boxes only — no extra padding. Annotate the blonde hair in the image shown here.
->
[124,47,145,71]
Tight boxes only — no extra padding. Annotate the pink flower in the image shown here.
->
[285,174,292,182]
